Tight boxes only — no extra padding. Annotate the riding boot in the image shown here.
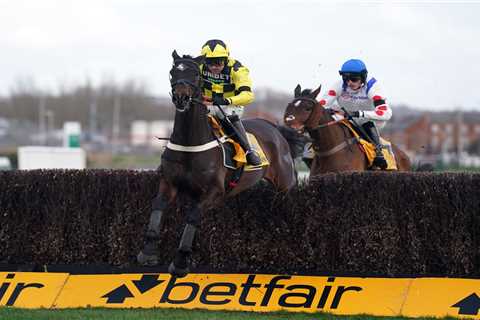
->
[229,116,262,166]
[362,122,388,170]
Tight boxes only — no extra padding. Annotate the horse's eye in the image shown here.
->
[305,107,312,112]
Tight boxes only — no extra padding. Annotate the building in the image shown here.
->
[382,108,480,166]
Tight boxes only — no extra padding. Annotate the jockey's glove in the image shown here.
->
[212,96,231,106]
[350,110,364,118]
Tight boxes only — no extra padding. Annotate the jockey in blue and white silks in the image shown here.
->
[310,59,390,169]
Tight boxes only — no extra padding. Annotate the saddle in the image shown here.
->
[340,120,398,170]
[208,116,269,171]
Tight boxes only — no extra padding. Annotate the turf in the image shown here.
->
[0,307,450,320]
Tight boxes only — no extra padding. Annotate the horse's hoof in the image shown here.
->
[168,262,189,278]
[137,251,159,266]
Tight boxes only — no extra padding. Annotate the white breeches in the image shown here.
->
[208,105,244,119]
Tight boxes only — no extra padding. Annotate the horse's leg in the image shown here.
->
[168,204,198,278]
[263,153,297,191]
[169,188,223,278]
[227,170,265,197]
[137,179,173,266]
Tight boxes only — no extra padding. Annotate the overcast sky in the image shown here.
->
[1,0,479,110]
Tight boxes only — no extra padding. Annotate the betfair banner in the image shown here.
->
[2,272,480,318]
[54,274,411,315]
[0,272,68,308]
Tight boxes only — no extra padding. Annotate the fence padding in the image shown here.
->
[0,170,479,277]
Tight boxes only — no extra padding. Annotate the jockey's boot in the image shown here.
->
[229,115,262,166]
[363,122,388,170]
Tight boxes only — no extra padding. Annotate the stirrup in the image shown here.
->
[246,150,262,166]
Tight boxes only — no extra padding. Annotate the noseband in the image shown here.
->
[286,97,319,132]
[286,96,344,134]
[287,96,358,158]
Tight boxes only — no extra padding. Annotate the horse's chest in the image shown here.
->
[165,163,216,186]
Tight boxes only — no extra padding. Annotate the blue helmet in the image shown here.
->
[339,59,368,82]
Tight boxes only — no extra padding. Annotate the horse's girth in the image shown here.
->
[313,137,359,158]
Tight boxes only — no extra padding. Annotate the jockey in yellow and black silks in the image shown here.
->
[200,39,261,166]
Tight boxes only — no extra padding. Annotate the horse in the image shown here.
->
[283,84,412,175]
[137,51,297,277]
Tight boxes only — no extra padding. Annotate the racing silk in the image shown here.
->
[200,58,255,106]
[318,77,392,124]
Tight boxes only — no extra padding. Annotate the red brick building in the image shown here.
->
[382,108,480,158]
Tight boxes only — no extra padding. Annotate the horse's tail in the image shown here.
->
[246,118,307,159]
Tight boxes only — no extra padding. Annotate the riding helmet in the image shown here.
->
[339,59,368,83]
[201,39,230,66]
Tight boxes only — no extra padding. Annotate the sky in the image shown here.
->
[1,0,480,110]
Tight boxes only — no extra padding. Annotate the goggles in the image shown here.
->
[342,74,362,82]
[205,57,226,66]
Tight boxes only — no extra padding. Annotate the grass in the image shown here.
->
[0,307,454,320]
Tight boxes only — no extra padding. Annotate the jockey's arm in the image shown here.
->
[318,82,342,111]
[361,85,392,121]
[229,65,254,106]
[360,97,392,121]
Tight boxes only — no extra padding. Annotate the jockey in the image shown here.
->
[317,58,391,169]
[200,39,261,166]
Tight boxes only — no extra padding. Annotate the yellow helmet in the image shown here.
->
[201,39,230,58]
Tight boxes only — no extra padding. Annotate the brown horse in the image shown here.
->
[284,84,411,175]
[137,51,297,277]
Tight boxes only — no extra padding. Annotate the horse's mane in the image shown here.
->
[181,54,194,60]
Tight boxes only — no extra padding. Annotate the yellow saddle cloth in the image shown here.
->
[208,116,269,171]
[341,120,397,170]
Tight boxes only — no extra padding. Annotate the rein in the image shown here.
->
[290,97,357,158]
[309,118,343,131]
[289,97,344,132]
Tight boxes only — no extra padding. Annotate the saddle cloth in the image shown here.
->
[208,116,269,171]
[341,120,397,170]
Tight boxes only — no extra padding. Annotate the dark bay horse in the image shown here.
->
[137,51,297,277]
[284,84,411,175]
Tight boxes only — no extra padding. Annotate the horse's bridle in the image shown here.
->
[170,59,204,112]
[287,96,357,157]
[287,96,342,133]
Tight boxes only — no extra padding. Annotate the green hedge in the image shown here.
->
[0,170,479,277]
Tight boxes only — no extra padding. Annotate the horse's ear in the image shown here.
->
[172,50,181,60]
[294,84,302,98]
[194,54,205,65]
[311,85,322,99]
